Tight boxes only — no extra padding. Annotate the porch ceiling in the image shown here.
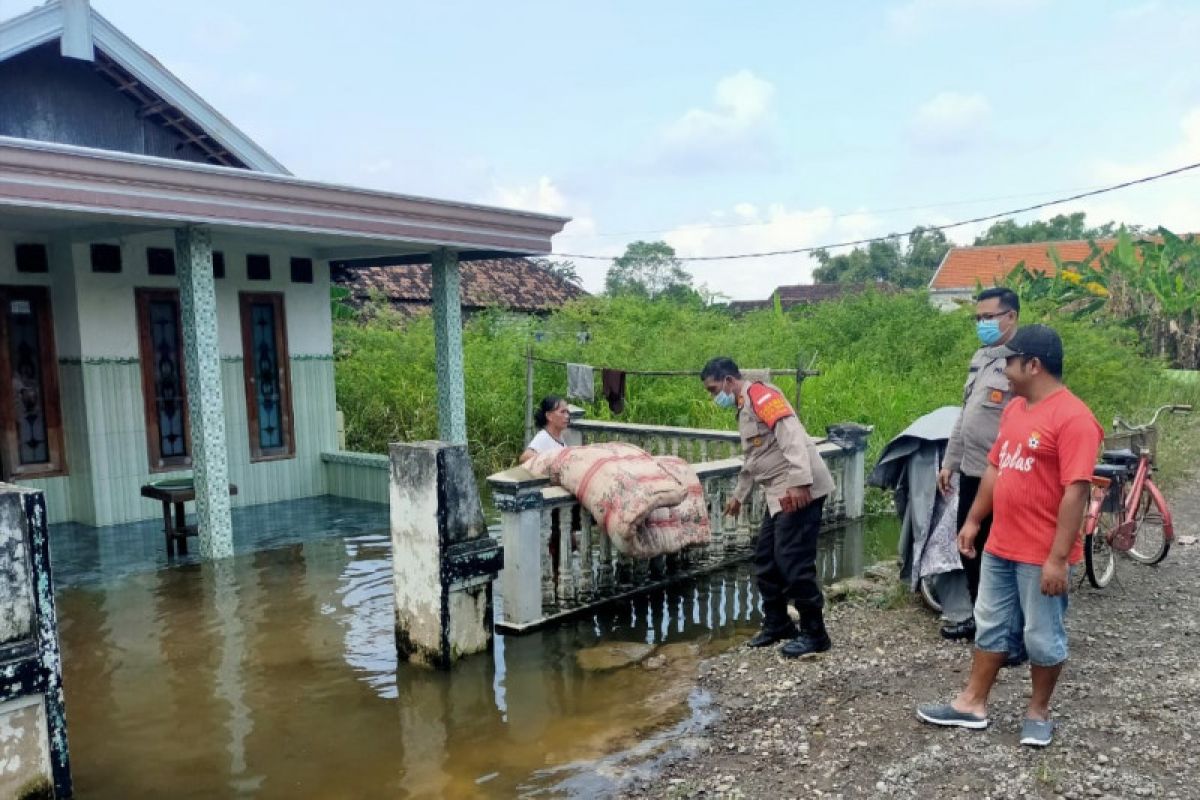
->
[0,137,570,260]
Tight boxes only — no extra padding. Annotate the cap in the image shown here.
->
[995,324,1063,364]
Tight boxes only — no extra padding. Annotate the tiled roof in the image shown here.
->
[728,282,883,313]
[929,240,1116,291]
[331,258,588,312]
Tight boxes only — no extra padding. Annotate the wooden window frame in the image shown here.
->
[238,292,295,461]
[0,286,67,480]
[135,289,193,472]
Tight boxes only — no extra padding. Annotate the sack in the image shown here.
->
[630,456,711,558]
[528,443,686,552]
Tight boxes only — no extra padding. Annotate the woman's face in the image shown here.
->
[547,402,570,429]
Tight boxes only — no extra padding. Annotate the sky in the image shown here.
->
[3,0,1200,299]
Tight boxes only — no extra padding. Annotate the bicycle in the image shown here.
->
[1083,403,1192,588]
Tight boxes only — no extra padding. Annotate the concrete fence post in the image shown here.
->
[826,423,873,520]
[390,442,502,669]
[0,484,72,798]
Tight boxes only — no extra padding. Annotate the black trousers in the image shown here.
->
[755,495,826,632]
[957,473,993,603]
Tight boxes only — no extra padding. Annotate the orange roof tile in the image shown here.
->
[929,239,1116,290]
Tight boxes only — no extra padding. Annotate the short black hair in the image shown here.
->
[1003,324,1064,378]
[700,357,741,382]
[975,286,1020,314]
[534,395,565,429]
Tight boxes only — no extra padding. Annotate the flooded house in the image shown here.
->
[0,0,567,556]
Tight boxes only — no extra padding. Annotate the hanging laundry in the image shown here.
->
[601,369,626,414]
[566,363,594,403]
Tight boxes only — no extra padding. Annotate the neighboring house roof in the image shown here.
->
[929,239,1116,291]
[728,282,882,313]
[0,0,287,173]
[332,259,588,313]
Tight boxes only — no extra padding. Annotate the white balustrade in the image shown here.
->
[488,419,871,632]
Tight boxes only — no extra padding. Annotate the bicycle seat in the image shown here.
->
[1100,448,1139,465]
[1093,463,1130,479]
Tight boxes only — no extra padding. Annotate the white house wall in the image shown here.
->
[0,228,338,526]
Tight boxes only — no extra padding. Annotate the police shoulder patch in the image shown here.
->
[746,383,794,428]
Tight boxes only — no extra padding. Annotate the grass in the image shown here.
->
[333,291,1200,483]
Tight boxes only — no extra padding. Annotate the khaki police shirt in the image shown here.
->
[942,345,1013,478]
[733,381,835,515]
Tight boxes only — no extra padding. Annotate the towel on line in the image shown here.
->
[567,363,594,403]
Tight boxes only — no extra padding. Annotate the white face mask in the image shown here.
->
[714,379,736,408]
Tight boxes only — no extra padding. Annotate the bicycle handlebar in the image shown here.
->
[1114,403,1192,432]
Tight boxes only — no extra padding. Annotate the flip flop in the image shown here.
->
[1020,717,1055,747]
[916,703,989,730]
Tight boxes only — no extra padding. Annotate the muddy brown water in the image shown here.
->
[54,517,899,798]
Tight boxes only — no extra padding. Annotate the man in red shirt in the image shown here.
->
[917,325,1103,747]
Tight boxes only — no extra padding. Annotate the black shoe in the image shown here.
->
[747,625,798,648]
[940,619,976,641]
[780,629,832,658]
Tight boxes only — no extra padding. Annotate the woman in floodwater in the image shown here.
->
[519,395,570,464]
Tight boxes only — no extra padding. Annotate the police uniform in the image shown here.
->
[942,345,1013,600]
[735,381,836,643]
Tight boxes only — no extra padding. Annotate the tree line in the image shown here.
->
[536,212,1126,300]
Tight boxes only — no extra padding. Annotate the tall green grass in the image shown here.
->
[334,292,1200,481]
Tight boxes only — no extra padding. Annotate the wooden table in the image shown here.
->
[140,479,239,557]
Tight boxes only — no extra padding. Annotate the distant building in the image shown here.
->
[727,282,884,314]
[928,239,1116,309]
[332,258,587,318]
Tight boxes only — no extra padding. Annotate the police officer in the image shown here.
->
[936,287,1020,641]
[701,356,836,658]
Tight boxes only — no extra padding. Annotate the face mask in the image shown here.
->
[976,319,1003,345]
[713,379,736,408]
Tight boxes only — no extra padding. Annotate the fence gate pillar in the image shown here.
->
[0,485,72,798]
[390,441,502,669]
[826,423,873,520]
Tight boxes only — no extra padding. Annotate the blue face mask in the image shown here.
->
[713,379,736,408]
[977,319,1003,345]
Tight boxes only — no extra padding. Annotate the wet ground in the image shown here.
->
[49,497,899,799]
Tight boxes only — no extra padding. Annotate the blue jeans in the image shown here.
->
[975,552,1070,667]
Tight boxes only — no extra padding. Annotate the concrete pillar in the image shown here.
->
[0,485,72,798]
[176,225,233,558]
[391,441,501,669]
[430,248,466,445]
[826,423,872,520]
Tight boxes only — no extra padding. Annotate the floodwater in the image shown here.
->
[54,514,899,799]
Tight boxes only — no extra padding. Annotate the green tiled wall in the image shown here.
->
[320,451,389,504]
[25,356,337,526]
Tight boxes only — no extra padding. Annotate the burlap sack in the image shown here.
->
[526,442,686,551]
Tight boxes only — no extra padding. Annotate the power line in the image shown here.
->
[554,160,1200,262]
[554,183,1114,240]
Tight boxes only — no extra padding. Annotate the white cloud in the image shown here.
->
[491,176,568,216]
[888,0,1043,36]
[909,91,992,152]
[1064,107,1200,233]
[658,203,887,301]
[489,177,614,291]
[653,70,780,172]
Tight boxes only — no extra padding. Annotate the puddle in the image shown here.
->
[54,515,899,798]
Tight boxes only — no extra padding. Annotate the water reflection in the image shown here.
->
[54,515,899,799]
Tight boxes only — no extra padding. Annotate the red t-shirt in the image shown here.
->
[985,387,1104,565]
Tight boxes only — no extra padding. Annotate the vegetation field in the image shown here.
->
[334,291,1200,485]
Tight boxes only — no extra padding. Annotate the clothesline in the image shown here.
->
[523,348,821,443]
[529,355,817,378]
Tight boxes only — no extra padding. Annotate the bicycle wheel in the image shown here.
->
[1127,487,1171,565]
[1085,507,1118,589]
